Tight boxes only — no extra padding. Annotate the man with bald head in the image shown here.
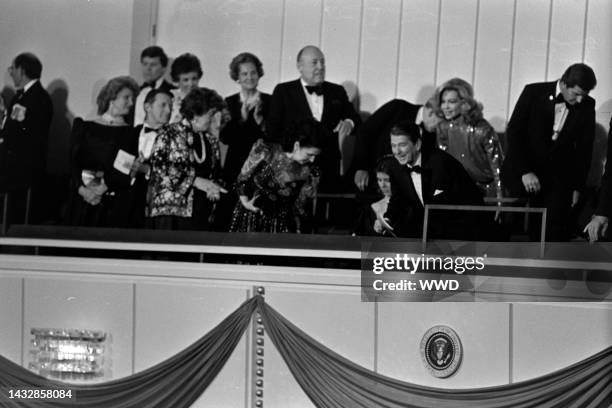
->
[267,45,361,191]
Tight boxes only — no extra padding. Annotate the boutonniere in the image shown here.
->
[11,104,26,122]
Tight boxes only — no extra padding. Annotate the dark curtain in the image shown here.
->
[0,295,610,407]
[257,298,612,408]
[0,296,258,407]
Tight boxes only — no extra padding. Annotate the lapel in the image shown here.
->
[321,82,331,123]
[420,166,433,203]
[543,81,558,129]
[399,164,423,208]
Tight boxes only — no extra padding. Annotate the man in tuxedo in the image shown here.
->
[134,46,175,126]
[584,115,612,242]
[267,45,361,192]
[382,121,484,239]
[131,88,172,227]
[501,63,597,241]
[0,52,53,223]
[353,98,441,192]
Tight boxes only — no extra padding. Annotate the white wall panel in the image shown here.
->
[507,0,551,120]
[23,278,134,381]
[378,303,510,388]
[156,0,283,97]
[585,0,612,116]
[358,0,403,112]
[436,0,479,87]
[321,0,361,101]
[264,288,375,408]
[279,0,323,83]
[134,283,249,407]
[513,303,612,382]
[0,278,23,365]
[474,0,514,131]
[547,0,587,81]
[396,0,440,103]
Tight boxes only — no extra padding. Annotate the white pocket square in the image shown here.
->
[434,189,444,196]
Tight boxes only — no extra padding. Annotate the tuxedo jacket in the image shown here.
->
[0,81,53,191]
[501,81,595,196]
[384,148,484,239]
[140,79,175,93]
[266,79,361,186]
[353,99,421,172]
[595,116,612,218]
[220,92,271,185]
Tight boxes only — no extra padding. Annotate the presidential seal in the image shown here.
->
[420,325,462,378]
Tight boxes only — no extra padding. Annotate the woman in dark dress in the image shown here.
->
[221,52,271,185]
[148,87,227,230]
[69,76,140,227]
[228,120,322,233]
[216,53,271,230]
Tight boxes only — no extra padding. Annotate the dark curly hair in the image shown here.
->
[229,52,264,81]
[140,46,169,67]
[96,76,139,115]
[170,53,203,82]
[282,119,326,152]
[561,63,597,91]
[180,87,225,121]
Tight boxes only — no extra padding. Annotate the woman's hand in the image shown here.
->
[78,185,103,206]
[130,154,150,178]
[194,177,227,201]
[239,194,261,213]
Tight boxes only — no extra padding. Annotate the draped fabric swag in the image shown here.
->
[0,295,610,407]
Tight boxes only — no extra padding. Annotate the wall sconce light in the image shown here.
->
[29,328,108,380]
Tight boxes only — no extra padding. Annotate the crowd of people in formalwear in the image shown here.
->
[0,46,610,242]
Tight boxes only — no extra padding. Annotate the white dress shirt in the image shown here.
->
[409,155,423,205]
[300,79,324,122]
[134,77,166,127]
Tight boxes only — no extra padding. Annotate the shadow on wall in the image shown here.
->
[588,99,612,188]
[39,80,74,224]
[46,79,74,176]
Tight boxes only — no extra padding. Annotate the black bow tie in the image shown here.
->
[141,81,155,90]
[143,126,157,133]
[305,85,323,96]
[15,89,25,99]
[407,165,421,174]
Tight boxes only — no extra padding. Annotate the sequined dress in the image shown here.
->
[437,117,504,199]
[229,140,319,233]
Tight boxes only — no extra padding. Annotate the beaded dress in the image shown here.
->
[436,116,504,199]
[229,140,318,233]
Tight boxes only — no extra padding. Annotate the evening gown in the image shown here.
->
[228,140,318,233]
[68,118,138,227]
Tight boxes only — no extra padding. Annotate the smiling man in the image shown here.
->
[267,45,361,192]
[501,63,597,241]
[134,46,175,126]
[382,121,484,239]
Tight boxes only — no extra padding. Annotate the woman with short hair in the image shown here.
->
[148,87,227,230]
[68,76,140,227]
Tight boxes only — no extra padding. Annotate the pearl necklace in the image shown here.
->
[192,132,207,164]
